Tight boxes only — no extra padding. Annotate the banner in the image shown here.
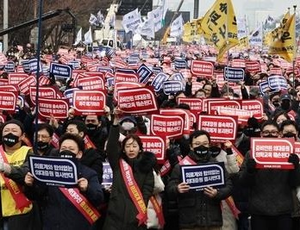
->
[181,162,225,190]
[8,73,28,85]
[151,73,169,92]
[251,137,294,169]
[177,98,203,111]
[163,81,184,95]
[241,100,263,119]
[18,75,37,95]
[29,156,78,186]
[117,87,158,114]
[268,75,288,90]
[74,75,104,91]
[137,64,153,84]
[207,100,241,115]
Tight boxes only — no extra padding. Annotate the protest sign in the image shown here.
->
[181,162,225,190]
[140,135,165,163]
[50,63,72,79]
[0,91,17,112]
[190,60,214,77]
[102,162,113,187]
[117,87,158,114]
[198,115,237,141]
[29,86,57,105]
[150,114,184,138]
[38,98,69,119]
[73,90,106,115]
[29,156,78,187]
[251,138,294,169]
[224,67,245,82]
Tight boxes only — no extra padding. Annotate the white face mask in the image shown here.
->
[121,122,135,131]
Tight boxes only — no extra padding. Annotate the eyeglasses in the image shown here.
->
[37,135,50,140]
[261,130,279,136]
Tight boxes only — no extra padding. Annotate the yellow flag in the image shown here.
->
[200,0,238,61]
[183,22,193,43]
[268,13,295,62]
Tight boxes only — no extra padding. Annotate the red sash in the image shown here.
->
[179,155,241,219]
[160,160,171,177]
[59,188,100,224]
[50,133,60,149]
[0,145,32,211]
[149,195,165,227]
[83,136,96,149]
[119,159,147,226]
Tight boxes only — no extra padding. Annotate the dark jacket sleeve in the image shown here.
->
[106,125,121,170]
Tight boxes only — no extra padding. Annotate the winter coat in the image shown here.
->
[239,152,300,216]
[25,163,103,230]
[166,151,233,229]
[103,125,155,230]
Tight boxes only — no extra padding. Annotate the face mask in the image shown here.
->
[86,124,97,131]
[281,101,290,110]
[3,133,19,147]
[59,150,76,158]
[283,132,297,139]
[272,101,280,107]
[209,146,221,158]
[37,141,49,151]
[121,122,135,131]
[194,145,209,156]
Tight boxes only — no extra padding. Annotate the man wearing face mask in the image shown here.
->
[0,119,41,230]
[84,115,108,155]
[273,94,294,116]
[166,130,233,230]
[239,120,300,230]
[35,123,56,156]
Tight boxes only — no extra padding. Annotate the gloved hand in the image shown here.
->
[288,154,299,169]
[246,158,257,174]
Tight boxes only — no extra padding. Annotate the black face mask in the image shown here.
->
[283,132,297,139]
[37,141,49,151]
[86,124,97,132]
[59,150,76,158]
[209,146,221,158]
[194,145,209,156]
[272,101,280,107]
[2,133,19,147]
[281,101,290,110]
[244,127,261,137]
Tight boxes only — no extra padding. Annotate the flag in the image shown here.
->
[89,13,99,26]
[161,0,168,26]
[249,25,263,47]
[200,0,238,61]
[137,18,155,38]
[73,28,82,46]
[265,15,274,26]
[84,27,93,45]
[237,36,249,49]
[170,14,184,38]
[148,6,164,32]
[122,8,141,33]
[97,10,105,26]
[237,18,247,38]
[268,13,296,62]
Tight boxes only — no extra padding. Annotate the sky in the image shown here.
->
[162,0,299,30]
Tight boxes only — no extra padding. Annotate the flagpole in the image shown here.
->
[34,0,43,154]
[292,5,297,89]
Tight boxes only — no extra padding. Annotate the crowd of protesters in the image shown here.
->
[0,41,299,230]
